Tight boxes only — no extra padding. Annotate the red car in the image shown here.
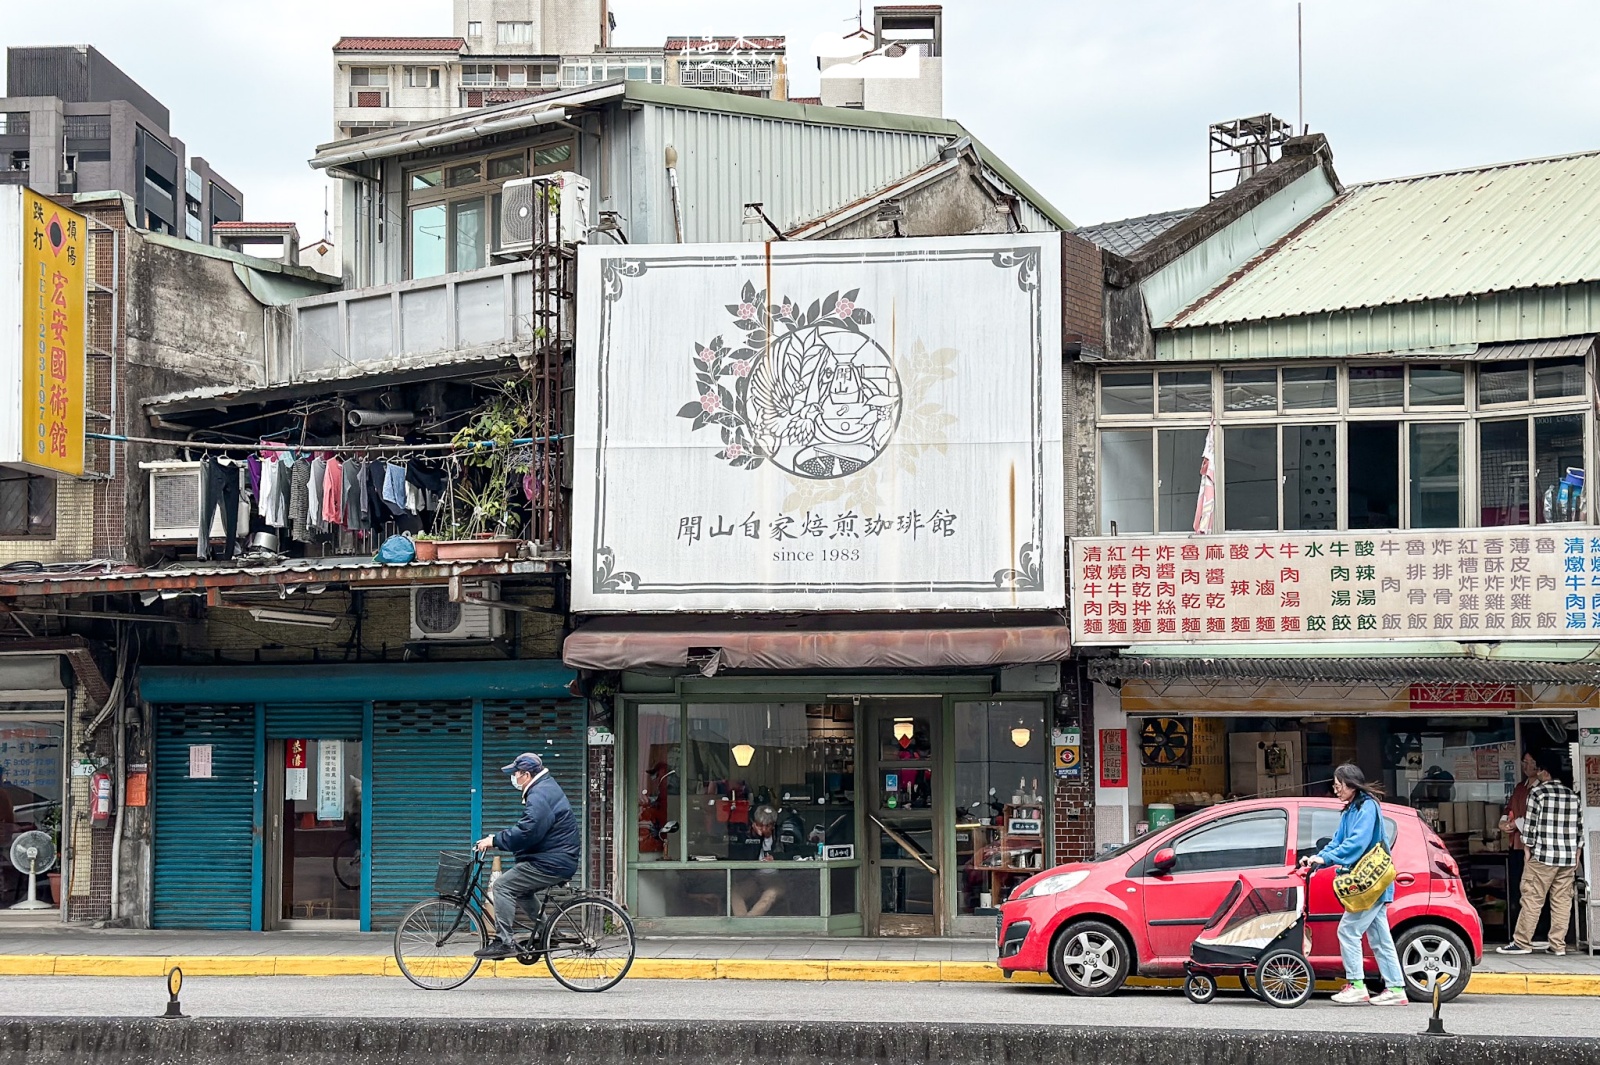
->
[998,797,1482,1002]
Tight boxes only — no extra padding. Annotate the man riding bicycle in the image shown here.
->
[473,752,581,960]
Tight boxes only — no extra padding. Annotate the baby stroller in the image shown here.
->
[1182,867,1314,1009]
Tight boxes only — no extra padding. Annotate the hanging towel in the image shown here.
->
[258,453,279,523]
[344,458,364,530]
[246,454,262,500]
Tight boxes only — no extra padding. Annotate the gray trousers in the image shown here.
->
[492,862,566,947]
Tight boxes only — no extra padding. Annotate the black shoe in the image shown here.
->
[474,942,518,960]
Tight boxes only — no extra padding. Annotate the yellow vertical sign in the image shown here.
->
[20,188,85,476]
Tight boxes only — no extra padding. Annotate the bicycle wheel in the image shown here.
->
[394,898,488,990]
[542,895,635,992]
[334,838,361,891]
[1256,948,1313,1009]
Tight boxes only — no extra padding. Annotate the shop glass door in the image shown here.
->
[266,738,362,927]
[0,714,64,909]
[863,699,941,936]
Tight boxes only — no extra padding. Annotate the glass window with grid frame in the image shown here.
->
[404,137,575,277]
[1096,359,1590,533]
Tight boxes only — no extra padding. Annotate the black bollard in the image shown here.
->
[1422,974,1449,1037]
[161,966,188,1020]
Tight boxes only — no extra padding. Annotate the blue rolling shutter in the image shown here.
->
[368,700,473,930]
[481,698,587,886]
[153,704,257,930]
[264,704,362,741]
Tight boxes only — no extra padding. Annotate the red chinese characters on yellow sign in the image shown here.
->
[20,188,85,476]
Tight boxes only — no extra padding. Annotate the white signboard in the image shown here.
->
[188,744,212,780]
[573,235,1064,611]
[1071,530,1590,646]
[317,740,344,821]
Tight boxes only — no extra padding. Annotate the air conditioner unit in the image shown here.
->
[144,461,226,542]
[409,583,504,641]
[499,171,589,253]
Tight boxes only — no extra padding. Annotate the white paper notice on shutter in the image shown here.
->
[188,744,212,780]
[1071,530,1592,646]
[572,235,1064,612]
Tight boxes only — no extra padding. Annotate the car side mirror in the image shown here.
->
[1152,847,1176,872]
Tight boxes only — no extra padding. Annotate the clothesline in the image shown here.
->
[87,432,562,453]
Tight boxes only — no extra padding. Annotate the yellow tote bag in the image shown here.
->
[1332,806,1396,913]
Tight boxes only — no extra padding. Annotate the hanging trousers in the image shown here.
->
[197,457,240,561]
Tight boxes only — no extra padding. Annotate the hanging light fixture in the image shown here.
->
[731,743,756,767]
[893,718,915,748]
[1010,721,1033,748]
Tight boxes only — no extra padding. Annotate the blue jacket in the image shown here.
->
[494,771,581,879]
[1315,794,1395,904]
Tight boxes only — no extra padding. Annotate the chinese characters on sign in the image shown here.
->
[675,508,958,545]
[16,188,86,476]
[317,740,344,821]
[188,744,213,780]
[285,739,309,801]
[0,725,62,808]
[1099,728,1127,788]
[1071,531,1593,645]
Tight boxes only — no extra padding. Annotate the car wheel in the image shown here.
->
[1396,924,1471,1003]
[1049,920,1131,997]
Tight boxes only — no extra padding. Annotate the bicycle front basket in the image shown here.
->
[434,850,475,896]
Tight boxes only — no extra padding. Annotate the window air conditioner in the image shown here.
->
[409,583,504,641]
[144,461,226,542]
[498,171,589,253]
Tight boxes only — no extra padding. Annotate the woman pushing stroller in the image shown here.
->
[1298,764,1408,1007]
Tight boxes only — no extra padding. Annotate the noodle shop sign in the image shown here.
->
[572,235,1064,612]
[1071,529,1592,646]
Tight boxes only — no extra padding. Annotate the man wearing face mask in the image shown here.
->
[474,752,581,960]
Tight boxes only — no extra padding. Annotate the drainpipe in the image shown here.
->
[664,145,684,242]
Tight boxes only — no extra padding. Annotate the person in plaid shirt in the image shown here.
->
[1497,749,1582,956]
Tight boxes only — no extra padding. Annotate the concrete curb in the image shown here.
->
[7,1017,1600,1065]
[0,954,1594,993]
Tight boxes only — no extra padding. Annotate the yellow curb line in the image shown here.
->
[0,954,1596,994]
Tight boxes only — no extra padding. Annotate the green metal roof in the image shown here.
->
[1169,149,1600,329]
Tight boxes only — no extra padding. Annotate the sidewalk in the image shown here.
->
[1,927,1596,993]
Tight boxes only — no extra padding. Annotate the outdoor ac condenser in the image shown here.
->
[409,583,504,641]
[144,461,226,542]
[498,172,590,253]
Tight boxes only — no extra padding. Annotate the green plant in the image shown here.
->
[448,381,535,538]
[36,802,61,849]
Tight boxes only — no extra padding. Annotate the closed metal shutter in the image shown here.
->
[481,698,587,886]
[153,704,257,929]
[368,700,473,930]
[264,704,362,740]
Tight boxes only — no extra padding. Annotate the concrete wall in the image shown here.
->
[815,164,1017,241]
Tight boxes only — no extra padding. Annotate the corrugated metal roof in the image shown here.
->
[1172,150,1600,327]
[1087,654,1600,685]
[1478,335,1597,361]
[1076,208,1197,257]
[145,349,515,414]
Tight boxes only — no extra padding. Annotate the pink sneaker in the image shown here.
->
[1331,983,1370,1005]
[1369,989,1409,1006]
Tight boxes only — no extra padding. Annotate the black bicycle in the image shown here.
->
[393,849,635,992]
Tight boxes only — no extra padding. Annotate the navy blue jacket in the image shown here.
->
[494,771,581,878]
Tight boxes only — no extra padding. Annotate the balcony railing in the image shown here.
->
[276,260,546,383]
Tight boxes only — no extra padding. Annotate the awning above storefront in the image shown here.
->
[1087,653,1600,686]
[140,658,577,704]
[563,614,1071,672]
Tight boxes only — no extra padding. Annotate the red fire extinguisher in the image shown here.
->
[90,770,113,825]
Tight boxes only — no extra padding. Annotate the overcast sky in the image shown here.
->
[5,1,1599,236]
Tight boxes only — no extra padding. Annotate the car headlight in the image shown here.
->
[1011,870,1089,901]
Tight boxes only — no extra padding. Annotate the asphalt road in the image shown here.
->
[6,977,1595,1037]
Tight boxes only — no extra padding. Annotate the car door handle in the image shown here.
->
[1395,874,1416,886]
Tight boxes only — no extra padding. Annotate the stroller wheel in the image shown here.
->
[1256,948,1313,1009]
[1183,973,1217,1004]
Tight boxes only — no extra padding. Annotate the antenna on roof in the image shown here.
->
[1297,3,1305,135]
